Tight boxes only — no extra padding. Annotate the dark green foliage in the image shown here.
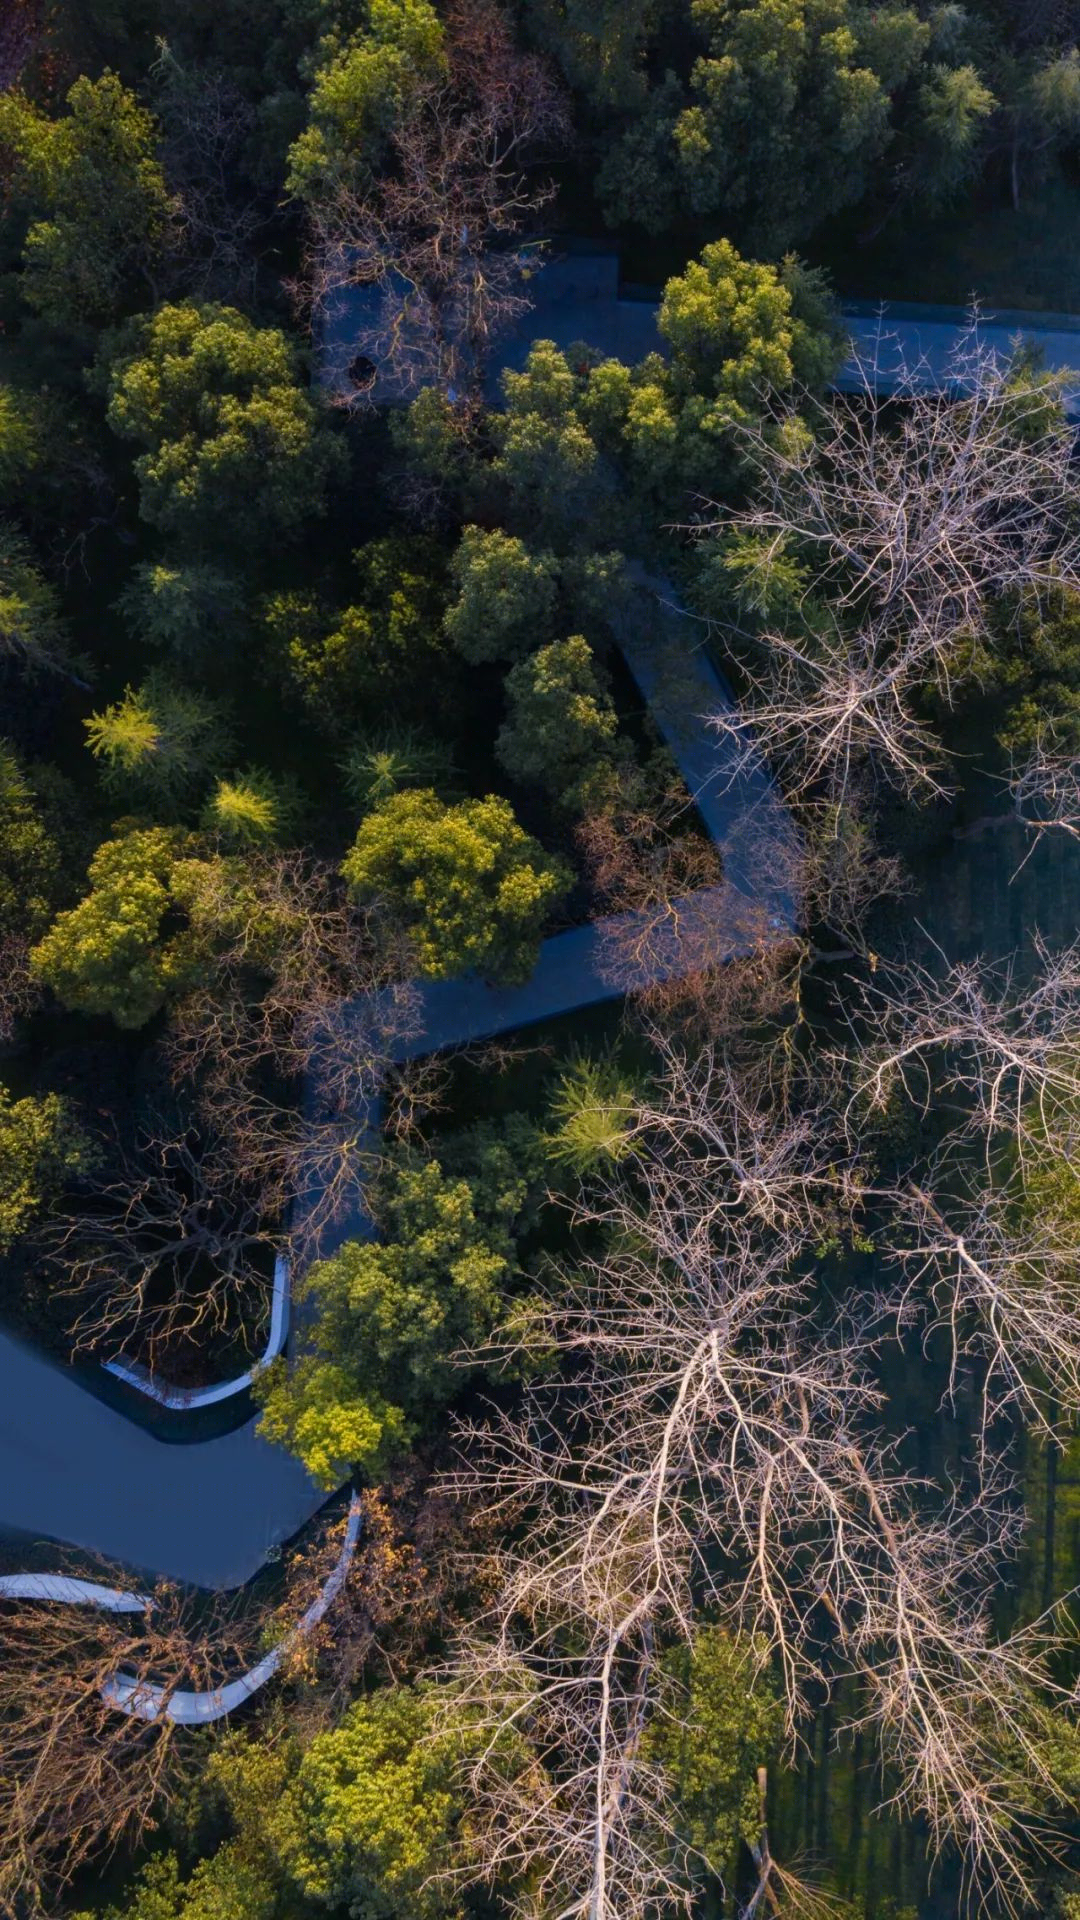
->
[0,523,73,678]
[497,632,620,813]
[597,0,928,249]
[0,744,62,941]
[444,526,559,664]
[83,671,233,808]
[340,726,454,808]
[643,1625,784,1888]
[989,589,1080,761]
[118,560,249,662]
[264,536,448,734]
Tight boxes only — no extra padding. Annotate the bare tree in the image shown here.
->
[50,855,424,1373]
[443,1040,1079,1920]
[309,0,569,404]
[887,1177,1080,1456]
[844,935,1080,1162]
[46,1112,281,1372]
[703,322,1080,809]
[1010,728,1080,848]
[166,851,424,1265]
[149,40,269,304]
[0,1572,254,1913]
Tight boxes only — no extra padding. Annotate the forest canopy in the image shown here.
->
[4,4,1080,1920]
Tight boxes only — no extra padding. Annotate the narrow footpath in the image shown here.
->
[4,274,1075,1594]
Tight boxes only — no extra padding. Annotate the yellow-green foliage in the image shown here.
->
[547,1051,641,1175]
[256,1152,527,1485]
[280,1686,470,1920]
[26,828,258,1028]
[203,772,285,846]
[103,303,343,543]
[0,72,175,327]
[285,0,446,200]
[0,1083,96,1253]
[342,787,569,982]
[84,672,232,806]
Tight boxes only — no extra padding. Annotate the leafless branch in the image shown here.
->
[443,1040,1076,1917]
[308,0,569,404]
[703,320,1080,807]
[0,1573,253,1913]
[1010,729,1080,848]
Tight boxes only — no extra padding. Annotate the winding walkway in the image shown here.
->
[5,262,1075,1716]
[0,568,789,1597]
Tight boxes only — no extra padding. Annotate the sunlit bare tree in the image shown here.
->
[0,1573,252,1913]
[844,934,1080,1159]
[445,1040,1078,1919]
[703,322,1080,808]
[1010,728,1080,849]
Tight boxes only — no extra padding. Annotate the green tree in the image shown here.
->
[546,1050,641,1176]
[341,727,453,808]
[0,382,44,500]
[0,522,72,678]
[102,303,343,544]
[497,633,619,812]
[0,744,61,940]
[280,1685,471,1920]
[84,672,232,807]
[203,770,294,845]
[0,72,176,329]
[598,0,928,250]
[118,559,248,661]
[657,241,845,414]
[490,341,615,547]
[520,0,653,111]
[29,827,217,1028]
[951,586,1080,762]
[285,0,445,201]
[265,536,448,734]
[342,788,568,981]
[0,1082,96,1253]
[643,1625,784,1890]
[444,525,559,664]
[72,1845,279,1920]
[915,63,996,206]
[257,1146,534,1485]
[997,47,1080,210]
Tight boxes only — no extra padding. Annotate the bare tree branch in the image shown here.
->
[442,1040,1077,1918]
[703,321,1080,808]
[308,0,569,404]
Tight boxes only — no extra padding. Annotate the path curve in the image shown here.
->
[103,1252,291,1409]
[0,1496,362,1726]
[5,272,1062,1612]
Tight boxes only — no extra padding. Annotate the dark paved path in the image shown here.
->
[9,259,1055,1591]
